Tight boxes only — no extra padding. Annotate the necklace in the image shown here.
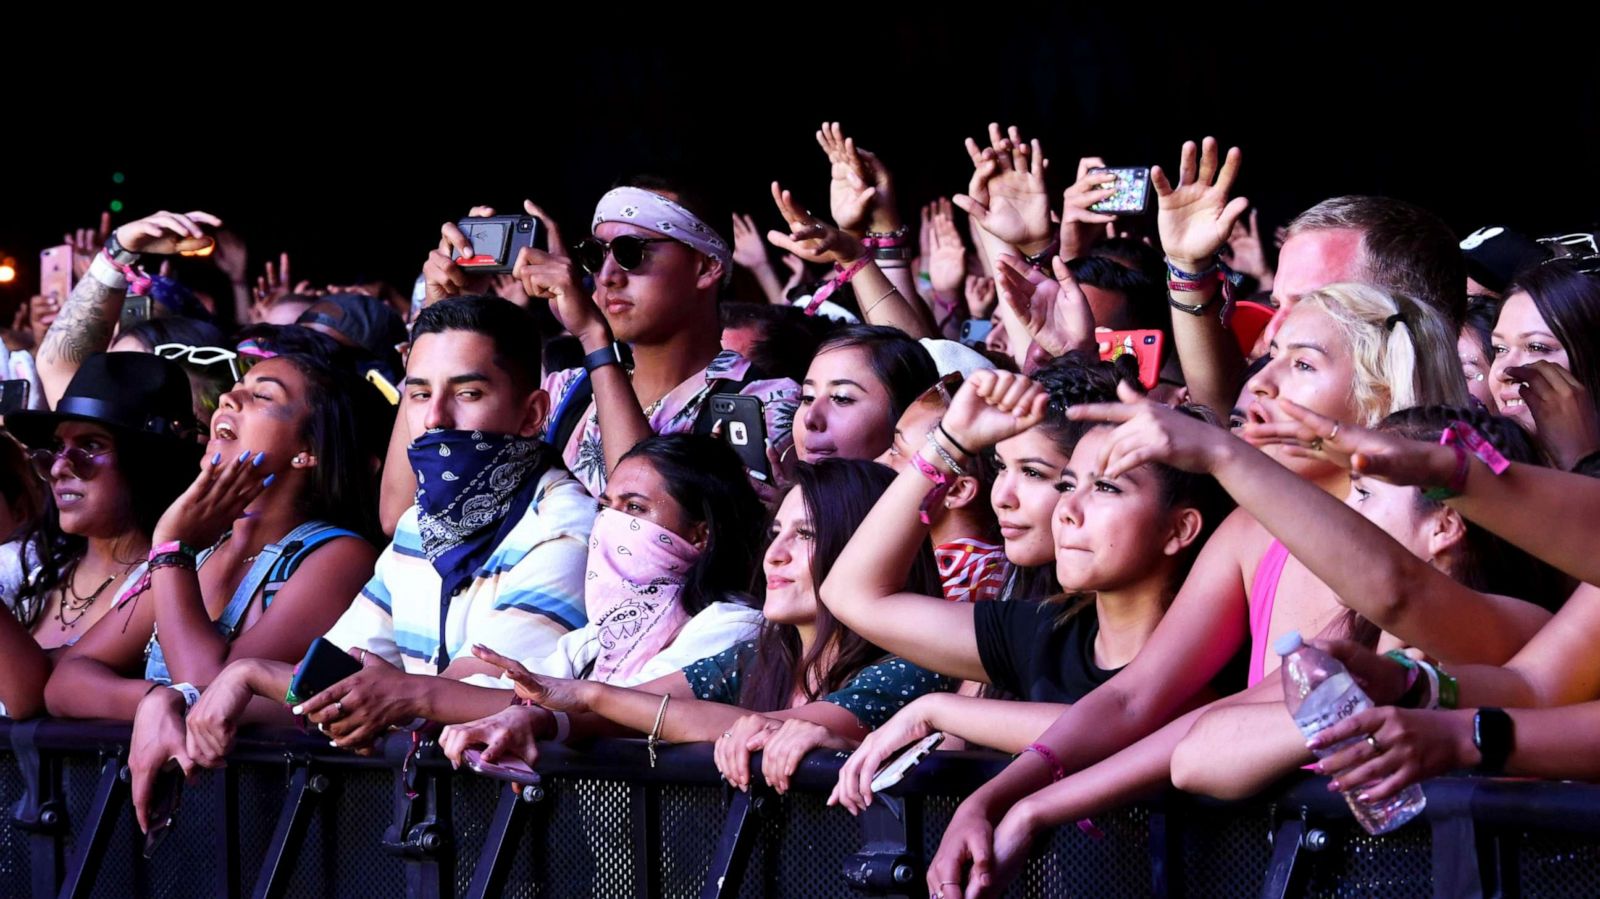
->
[55,560,131,628]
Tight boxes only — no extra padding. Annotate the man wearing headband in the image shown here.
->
[515,176,799,497]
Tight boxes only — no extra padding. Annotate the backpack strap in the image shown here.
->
[545,371,594,456]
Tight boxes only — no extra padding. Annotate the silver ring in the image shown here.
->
[1366,734,1381,752]
[1309,437,1324,452]
[334,700,345,716]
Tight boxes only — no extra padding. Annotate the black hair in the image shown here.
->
[813,324,940,423]
[737,459,940,713]
[1463,294,1503,362]
[231,323,347,361]
[271,352,387,545]
[410,295,543,392]
[719,303,833,383]
[1380,406,1572,611]
[615,434,766,616]
[1506,261,1600,407]
[1067,255,1167,332]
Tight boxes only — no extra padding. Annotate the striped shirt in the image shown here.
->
[323,465,595,676]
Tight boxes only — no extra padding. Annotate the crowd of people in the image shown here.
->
[3,120,1599,898]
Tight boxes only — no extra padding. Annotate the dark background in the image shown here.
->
[4,12,1597,317]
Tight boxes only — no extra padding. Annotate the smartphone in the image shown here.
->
[694,394,772,483]
[120,296,153,330]
[285,638,365,707]
[40,245,73,308]
[464,748,542,787]
[0,380,29,416]
[1088,167,1151,215]
[870,731,944,794]
[142,760,186,858]
[1097,329,1165,389]
[451,215,544,275]
[959,319,994,347]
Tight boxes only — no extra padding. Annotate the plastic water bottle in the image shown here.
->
[1276,631,1426,834]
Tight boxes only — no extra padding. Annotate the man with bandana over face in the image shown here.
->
[182,297,597,758]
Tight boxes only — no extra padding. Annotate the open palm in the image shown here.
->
[1153,137,1249,267]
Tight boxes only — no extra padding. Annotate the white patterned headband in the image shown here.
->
[592,187,732,285]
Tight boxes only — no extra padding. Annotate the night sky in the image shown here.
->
[4,12,1596,316]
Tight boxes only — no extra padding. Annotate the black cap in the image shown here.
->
[1460,226,1550,295]
[297,293,407,358]
[7,352,199,450]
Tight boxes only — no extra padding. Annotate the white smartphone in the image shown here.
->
[869,731,944,793]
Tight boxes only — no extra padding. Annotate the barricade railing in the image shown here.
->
[2,718,1598,898]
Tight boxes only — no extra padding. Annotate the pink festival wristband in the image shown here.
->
[804,257,871,315]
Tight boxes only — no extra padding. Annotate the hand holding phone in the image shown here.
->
[464,748,542,787]
[1088,167,1151,215]
[869,731,944,793]
[451,215,543,275]
[695,394,772,483]
[286,638,365,707]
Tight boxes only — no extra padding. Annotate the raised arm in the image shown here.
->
[1070,386,1549,665]
[818,370,1046,680]
[39,211,220,407]
[1152,137,1252,417]
[1254,399,1600,586]
[815,123,928,329]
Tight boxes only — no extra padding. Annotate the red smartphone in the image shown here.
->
[464,748,541,786]
[40,245,73,308]
[1097,329,1165,389]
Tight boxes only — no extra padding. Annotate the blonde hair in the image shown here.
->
[1295,283,1468,426]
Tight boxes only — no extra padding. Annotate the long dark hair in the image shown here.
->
[813,325,940,425]
[737,459,941,713]
[1507,260,1600,410]
[14,429,197,628]
[272,352,387,545]
[615,434,766,616]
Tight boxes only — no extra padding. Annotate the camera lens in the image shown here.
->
[518,220,533,232]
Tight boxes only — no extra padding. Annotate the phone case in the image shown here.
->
[286,638,364,706]
[694,394,771,482]
[453,215,543,274]
[1097,330,1165,389]
[465,749,542,786]
[1088,167,1151,215]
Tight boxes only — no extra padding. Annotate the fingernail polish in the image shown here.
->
[212,452,222,465]
[329,740,339,748]
[252,451,265,466]
[291,705,303,715]
[1357,793,1372,803]
[263,474,276,487]
[239,450,251,463]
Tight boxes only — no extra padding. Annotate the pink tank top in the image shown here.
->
[1246,539,1291,688]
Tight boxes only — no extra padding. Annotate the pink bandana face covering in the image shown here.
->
[585,507,703,683]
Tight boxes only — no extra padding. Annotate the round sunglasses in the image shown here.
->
[29,445,114,482]
[573,236,676,275]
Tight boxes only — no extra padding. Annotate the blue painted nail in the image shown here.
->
[239,450,251,463]
[263,474,276,487]
[212,452,222,465]
[252,451,265,466]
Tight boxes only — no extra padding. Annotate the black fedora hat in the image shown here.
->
[7,352,198,451]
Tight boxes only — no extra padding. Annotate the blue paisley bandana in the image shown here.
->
[408,428,548,664]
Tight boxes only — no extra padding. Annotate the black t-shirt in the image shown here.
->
[974,598,1252,704]
[975,599,1115,703]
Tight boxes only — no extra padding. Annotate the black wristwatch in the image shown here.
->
[1472,707,1514,775]
[104,231,141,266]
[582,341,631,374]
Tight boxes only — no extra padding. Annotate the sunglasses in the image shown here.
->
[29,445,114,482]
[573,236,676,275]
[155,343,259,383]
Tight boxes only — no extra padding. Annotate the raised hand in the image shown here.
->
[511,200,606,344]
[151,449,275,549]
[927,198,968,294]
[994,255,1096,363]
[1152,137,1249,269]
[954,124,1053,254]
[421,204,501,306]
[64,211,113,280]
[1066,381,1234,477]
[1508,361,1600,470]
[1221,209,1273,285]
[1059,157,1120,261]
[817,122,898,235]
[766,182,866,267]
[940,369,1051,455]
[116,210,222,256]
[964,275,997,320]
[731,213,773,271]
[779,254,807,296]
[253,252,314,305]
[1243,400,1450,486]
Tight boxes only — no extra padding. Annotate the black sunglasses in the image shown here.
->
[573,236,676,275]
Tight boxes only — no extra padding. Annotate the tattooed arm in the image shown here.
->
[38,210,221,408]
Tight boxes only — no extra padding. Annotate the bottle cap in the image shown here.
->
[1273,630,1304,656]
